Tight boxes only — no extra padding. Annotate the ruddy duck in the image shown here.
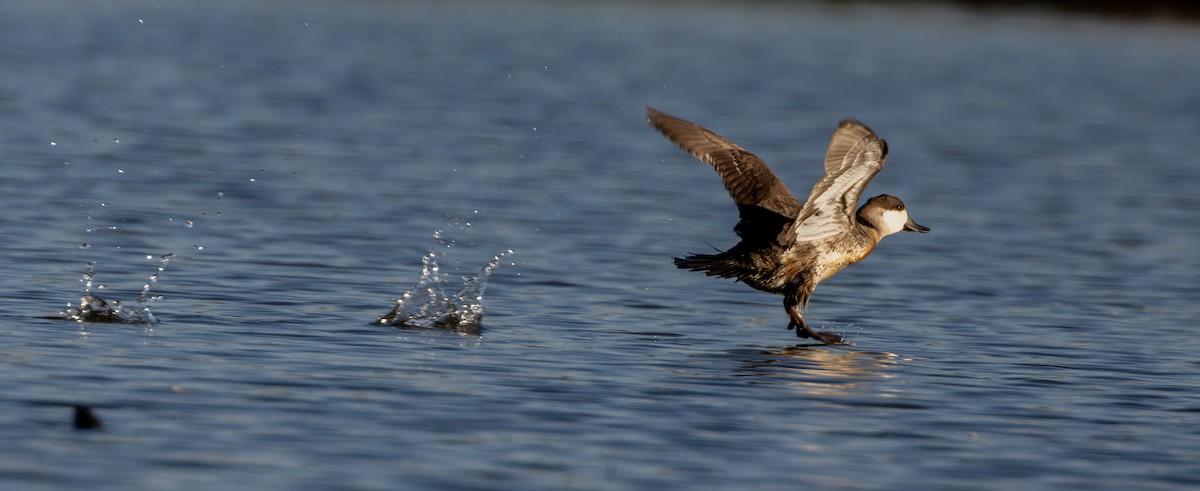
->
[648,107,929,344]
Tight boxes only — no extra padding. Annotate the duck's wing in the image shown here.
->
[647,107,802,243]
[789,118,887,243]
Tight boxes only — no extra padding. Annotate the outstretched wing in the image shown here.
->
[647,107,802,243]
[789,118,887,243]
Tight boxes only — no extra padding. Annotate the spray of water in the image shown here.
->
[60,254,175,325]
[378,229,513,333]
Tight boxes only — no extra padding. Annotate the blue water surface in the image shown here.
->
[1,1,1199,489]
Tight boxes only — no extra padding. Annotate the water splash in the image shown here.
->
[378,230,513,334]
[132,253,174,324]
[59,254,174,325]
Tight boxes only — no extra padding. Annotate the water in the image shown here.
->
[376,228,513,332]
[1,1,1199,489]
[58,254,174,325]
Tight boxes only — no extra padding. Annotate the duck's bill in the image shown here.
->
[903,219,930,233]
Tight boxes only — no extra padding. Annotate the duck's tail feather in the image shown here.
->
[675,240,790,293]
[674,252,743,279]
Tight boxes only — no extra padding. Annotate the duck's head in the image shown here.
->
[857,194,929,237]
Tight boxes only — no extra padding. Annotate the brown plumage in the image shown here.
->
[648,107,929,344]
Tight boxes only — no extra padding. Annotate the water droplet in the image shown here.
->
[113,138,119,144]
[379,229,510,332]
[49,141,57,146]
[138,19,144,24]
[79,243,91,248]
[193,245,204,250]
[117,169,125,174]
[185,220,194,228]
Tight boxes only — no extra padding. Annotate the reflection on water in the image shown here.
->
[732,346,903,395]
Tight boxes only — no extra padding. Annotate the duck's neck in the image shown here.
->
[855,212,885,243]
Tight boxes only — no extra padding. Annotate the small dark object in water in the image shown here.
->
[73,405,102,430]
[63,295,125,323]
[379,304,461,328]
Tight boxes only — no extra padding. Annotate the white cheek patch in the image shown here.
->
[881,210,909,235]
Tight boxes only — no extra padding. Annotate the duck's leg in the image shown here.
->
[784,295,843,345]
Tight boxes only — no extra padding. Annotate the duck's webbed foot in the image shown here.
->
[786,303,844,345]
[810,330,846,344]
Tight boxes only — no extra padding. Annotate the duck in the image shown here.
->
[648,106,929,344]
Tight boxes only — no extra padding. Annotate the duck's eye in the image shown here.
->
[894,205,903,211]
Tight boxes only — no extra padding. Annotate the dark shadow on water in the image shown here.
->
[939,0,1200,22]
[373,313,483,337]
